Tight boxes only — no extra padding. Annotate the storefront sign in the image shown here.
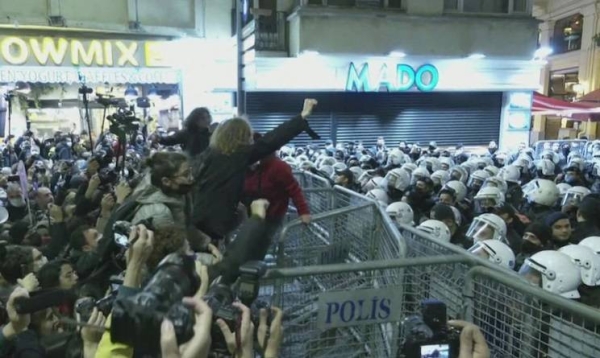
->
[0,36,169,67]
[0,66,180,84]
[346,62,439,92]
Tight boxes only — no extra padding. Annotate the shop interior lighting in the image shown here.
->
[468,53,486,60]
[533,46,553,60]
[124,85,139,101]
[15,81,31,94]
[388,51,406,58]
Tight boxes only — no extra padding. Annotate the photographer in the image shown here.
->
[192,98,318,242]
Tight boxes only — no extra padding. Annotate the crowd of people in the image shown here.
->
[5,94,596,357]
[280,136,600,307]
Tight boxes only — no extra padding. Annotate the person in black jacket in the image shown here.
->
[192,99,318,242]
[159,107,212,157]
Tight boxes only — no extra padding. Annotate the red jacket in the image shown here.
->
[243,156,310,220]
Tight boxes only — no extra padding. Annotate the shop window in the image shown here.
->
[549,71,579,101]
[446,0,530,14]
[464,0,509,13]
[513,0,527,12]
[552,14,583,54]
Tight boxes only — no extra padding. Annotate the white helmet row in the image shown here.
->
[519,251,581,299]
[431,170,451,187]
[366,188,389,205]
[482,177,508,194]
[468,240,515,269]
[466,213,507,243]
[450,166,469,184]
[417,220,451,242]
[535,159,555,177]
[556,183,572,200]
[363,176,385,192]
[562,186,591,207]
[498,165,520,184]
[473,187,505,213]
[386,202,414,226]
[443,181,468,202]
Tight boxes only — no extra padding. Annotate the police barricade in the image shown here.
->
[464,266,600,358]
[260,255,471,358]
[293,170,333,190]
[276,201,406,269]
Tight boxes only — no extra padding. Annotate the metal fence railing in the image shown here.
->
[293,171,332,191]
[275,175,600,357]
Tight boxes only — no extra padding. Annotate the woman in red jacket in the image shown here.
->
[243,133,311,241]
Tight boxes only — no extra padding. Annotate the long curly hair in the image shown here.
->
[209,117,253,155]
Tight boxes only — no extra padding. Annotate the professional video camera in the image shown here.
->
[398,300,461,358]
[106,107,140,137]
[110,251,268,356]
[74,276,123,322]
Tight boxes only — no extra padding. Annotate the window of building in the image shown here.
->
[301,0,402,8]
[551,14,584,54]
[445,0,530,14]
[549,71,580,101]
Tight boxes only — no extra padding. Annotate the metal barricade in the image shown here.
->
[465,266,600,358]
[293,170,333,190]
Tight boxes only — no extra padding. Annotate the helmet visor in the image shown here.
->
[468,244,491,260]
[474,198,498,214]
[518,261,543,288]
[562,192,585,207]
[466,221,496,242]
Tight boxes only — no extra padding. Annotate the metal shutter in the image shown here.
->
[334,92,502,147]
[245,91,502,147]
[245,92,333,147]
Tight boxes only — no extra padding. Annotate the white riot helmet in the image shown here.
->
[332,162,347,173]
[522,179,559,207]
[482,177,508,194]
[319,165,334,178]
[363,176,385,192]
[384,168,411,191]
[319,157,337,168]
[467,170,490,190]
[535,159,555,177]
[358,171,373,188]
[541,150,560,164]
[439,157,455,171]
[420,157,441,173]
[349,167,364,182]
[417,220,451,242]
[449,166,468,184]
[401,163,418,175]
[297,155,309,163]
[519,251,582,299]
[443,181,468,202]
[468,240,515,269]
[466,213,508,243]
[461,161,477,175]
[386,202,414,226]
[579,237,600,255]
[514,155,533,170]
[387,149,405,166]
[283,157,298,169]
[431,170,450,187]
[556,183,572,201]
[483,165,499,177]
[568,157,585,171]
[562,186,591,207]
[449,206,462,227]
[559,245,600,286]
[473,187,505,213]
[411,167,430,185]
[300,161,314,171]
[366,188,389,205]
[498,165,521,184]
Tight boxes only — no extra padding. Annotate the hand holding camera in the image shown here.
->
[2,287,31,339]
[48,204,64,223]
[86,174,101,199]
[80,307,106,344]
[216,302,255,358]
[301,98,318,119]
[258,307,284,358]
[448,320,490,358]
[115,182,132,204]
[126,224,154,267]
[160,297,213,358]
[100,193,116,214]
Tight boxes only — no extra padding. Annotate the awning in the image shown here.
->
[577,89,600,104]
[532,92,600,120]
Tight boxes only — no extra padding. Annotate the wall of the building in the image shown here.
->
[535,0,600,139]
[285,1,538,59]
[0,0,233,38]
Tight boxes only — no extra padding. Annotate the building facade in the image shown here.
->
[238,0,541,149]
[535,0,600,140]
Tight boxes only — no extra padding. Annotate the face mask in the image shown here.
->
[9,197,25,208]
[521,240,541,255]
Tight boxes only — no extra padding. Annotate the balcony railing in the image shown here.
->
[296,0,403,10]
[242,11,287,53]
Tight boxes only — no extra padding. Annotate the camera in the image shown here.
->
[111,254,201,355]
[398,300,461,358]
[75,276,123,323]
[98,167,119,186]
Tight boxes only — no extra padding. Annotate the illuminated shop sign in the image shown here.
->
[0,36,169,67]
[0,66,180,84]
[346,62,439,92]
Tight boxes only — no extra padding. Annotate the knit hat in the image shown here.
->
[524,222,552,246]
[544,212,569,228]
